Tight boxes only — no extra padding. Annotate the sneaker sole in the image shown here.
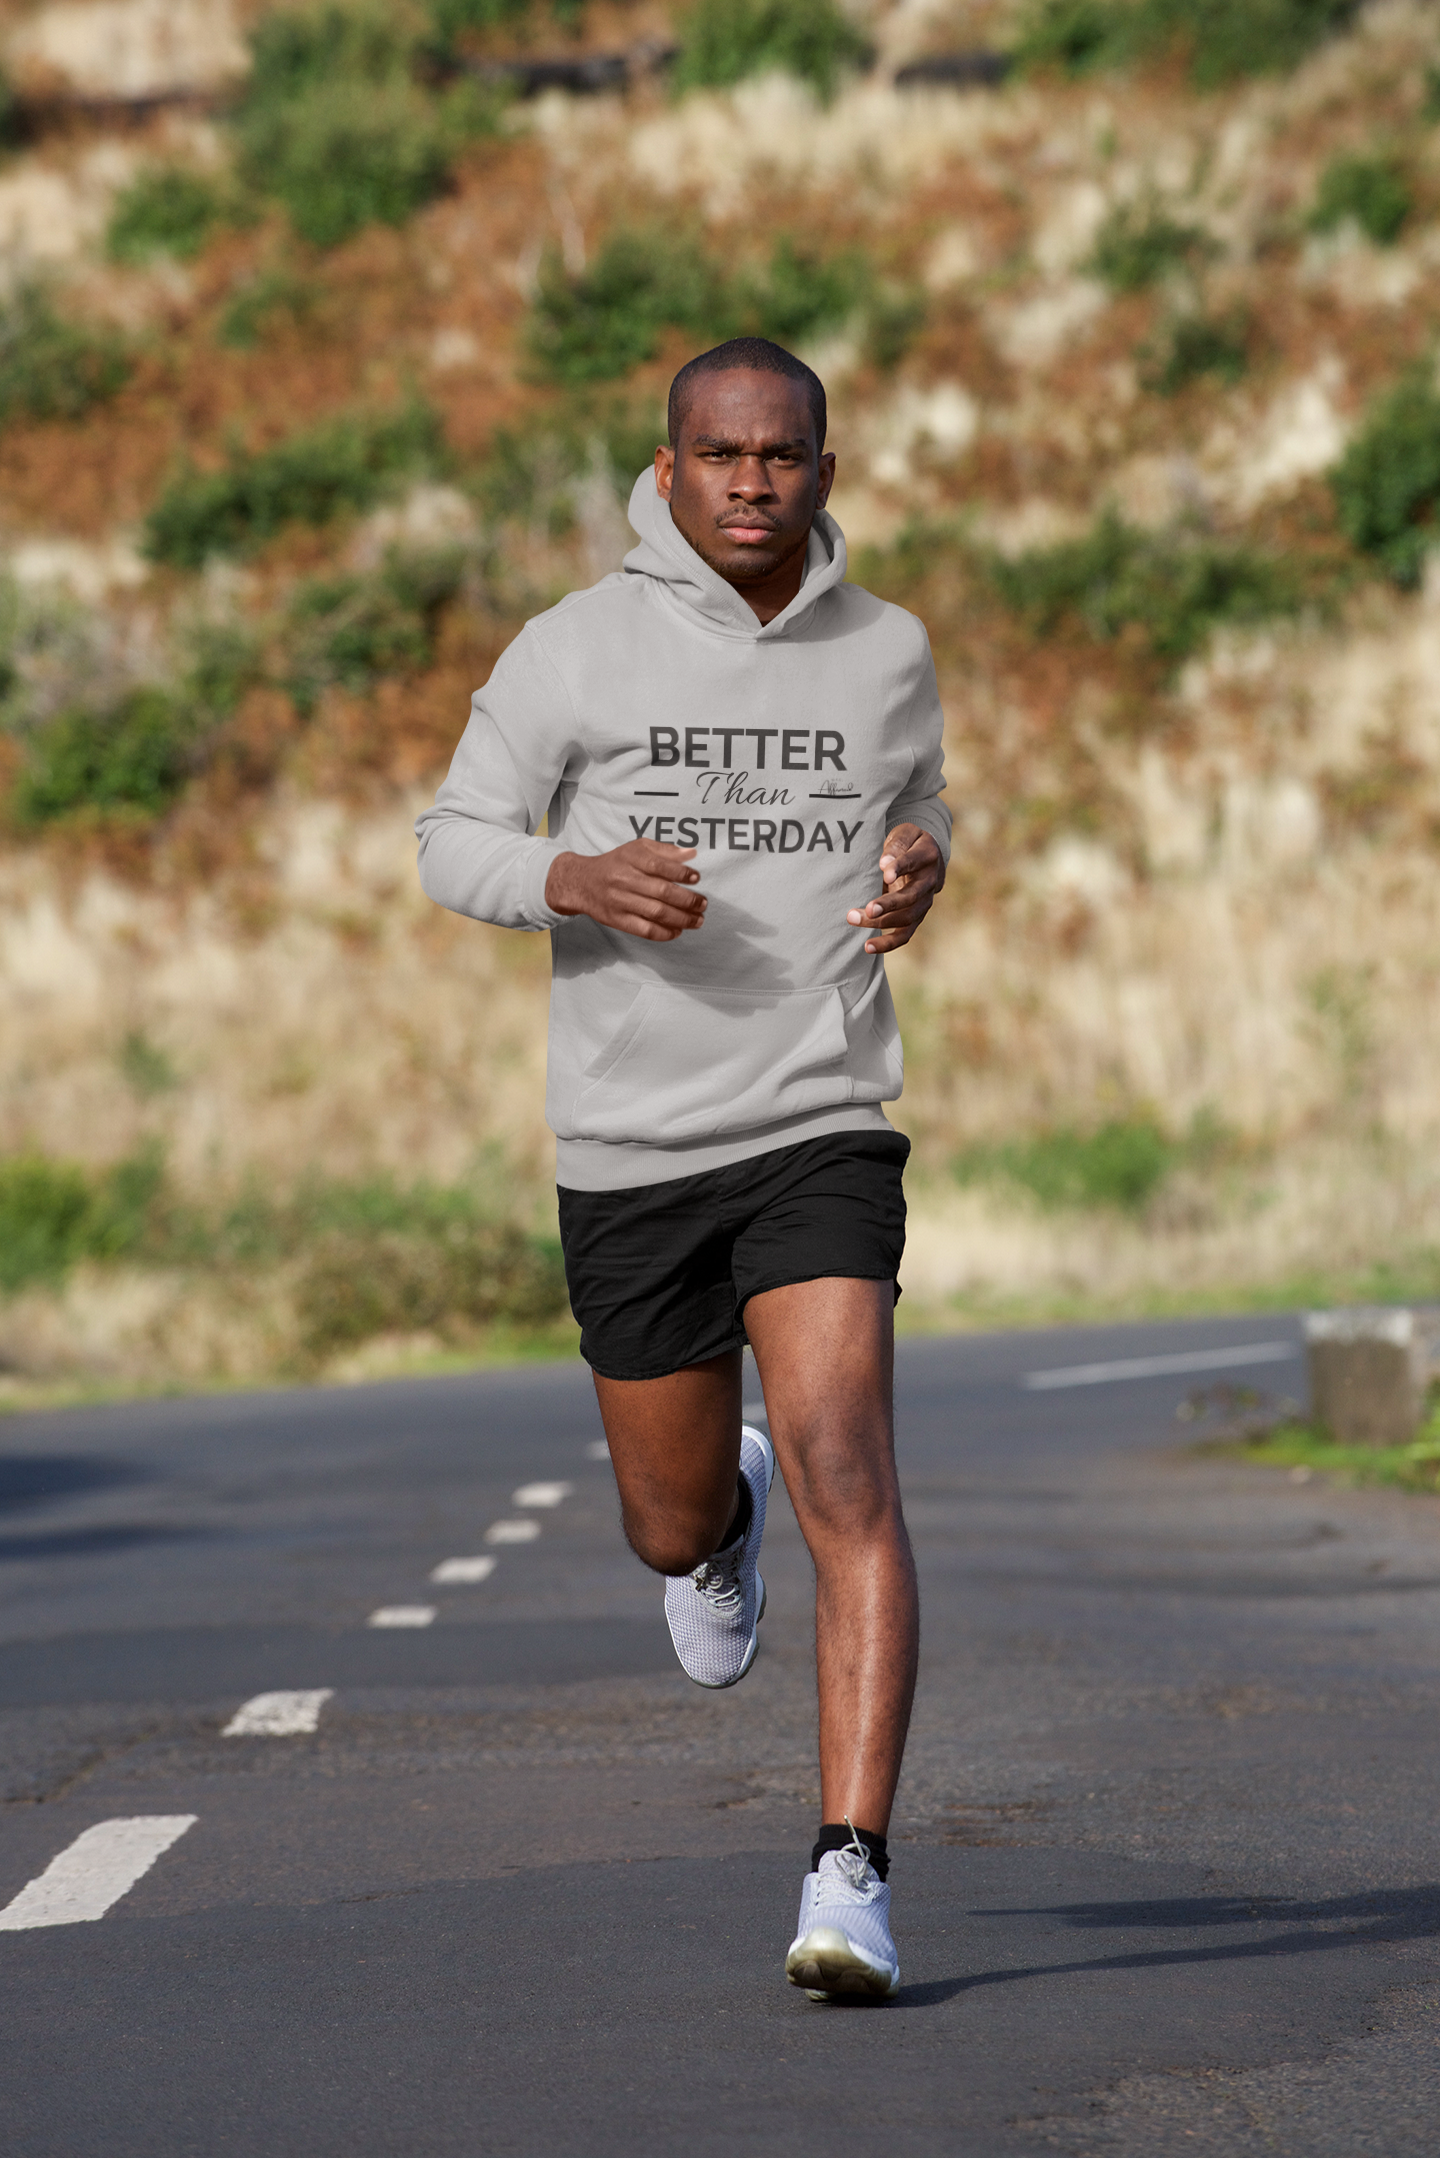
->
[785,1926,899,2001]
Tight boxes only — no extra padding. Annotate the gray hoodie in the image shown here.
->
[415,471,950,1191]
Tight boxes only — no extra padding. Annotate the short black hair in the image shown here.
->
[667,337,827,451]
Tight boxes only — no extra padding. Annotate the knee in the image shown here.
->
[621,1506,719,1579]
[783,1428,902,1542]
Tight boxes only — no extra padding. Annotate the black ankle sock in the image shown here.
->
[716,1471,752,1551]
[813,1823,889,1882]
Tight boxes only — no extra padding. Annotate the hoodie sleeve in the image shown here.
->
[414,627,580,932]
[882,616,951,862]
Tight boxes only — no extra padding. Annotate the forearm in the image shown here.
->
[415,814,568,931]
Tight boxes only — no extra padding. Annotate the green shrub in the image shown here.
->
[989,510,1303,666]
[178,617,264,718]
[672,0,870,100]
[0,1156,95,1291]
[217,265,317,349]
[234,1,500,250]
[1015,0,1357,87]
[596,403,668,491]
[741,237,869,344]
[1142,307,1249,394]
[1330,373,1440,588]
[143,403,444,567]
[119,1029,180,1099]
[479,401,665,533]
[106,166,229,264]
[424,0,528,55]
[425,0,587,49]
[525,227,891,387]
[1425,63,1440,123]
[283,548,464,711]
[0,284,131,430]
[479,425,584,534]
[12,688,201,822]
[0,1147,569,1351]
[1307,153,1412,246]
[1015,0,1115,72]
[864,283,928,370]
[240,78,460,249]
[295,1221,567,1354]
[0,1145,165,1292]
[243,0,414,107]
[527,228,724,384]
[1086,198,1208,292]
[953,1117,1175,1212]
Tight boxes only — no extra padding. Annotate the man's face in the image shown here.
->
[655,369,836,589]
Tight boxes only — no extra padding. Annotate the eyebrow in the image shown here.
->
[690,434,809,455]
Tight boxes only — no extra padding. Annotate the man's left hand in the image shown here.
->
[846,824,946,954]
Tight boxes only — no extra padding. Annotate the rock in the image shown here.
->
[1304,1307,1426,1446]
[4,0,247,106]
[894,53,1012,91]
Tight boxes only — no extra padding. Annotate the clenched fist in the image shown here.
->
[846,824,945,954]
[545,839,707,942]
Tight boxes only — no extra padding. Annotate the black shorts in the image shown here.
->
[557,1131,909,1381]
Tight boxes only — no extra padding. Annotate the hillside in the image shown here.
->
[3,0,1440,1395]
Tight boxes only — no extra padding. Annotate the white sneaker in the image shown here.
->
[786,1827,900,2000]
[663,1425,774,1688]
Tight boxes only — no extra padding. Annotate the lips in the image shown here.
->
[719,521,779,541]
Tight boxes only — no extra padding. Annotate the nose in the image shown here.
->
[729,454,779,501]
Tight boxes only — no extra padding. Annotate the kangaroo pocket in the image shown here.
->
[569,979,872,1145]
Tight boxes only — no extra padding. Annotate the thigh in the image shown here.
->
[593,1351,743,1537]
[727,1135,907,1532]
[558,1168,746,1539]
[745,1279,898,1538]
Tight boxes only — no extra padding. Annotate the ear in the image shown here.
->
[655,445,676,500]
[816,450,836,510]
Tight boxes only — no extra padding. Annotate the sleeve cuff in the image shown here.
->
[520,837,570,929]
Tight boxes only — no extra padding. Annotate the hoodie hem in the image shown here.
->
[555,1104,894,1193]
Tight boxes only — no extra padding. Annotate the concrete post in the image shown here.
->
[1304,1308,1426,1446]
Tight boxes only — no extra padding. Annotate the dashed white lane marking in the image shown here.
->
[512,1481,573,1508]
[367,1605,436,1627]
[485,1519,539,1544]
[585,1440,610,1460]
[1021,1341,1297,1390]
[223,1689,333,1737]
[431,1555,497,1584]
[0,1817,196,1931]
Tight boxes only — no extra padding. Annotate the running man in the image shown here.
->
[416,336,949,1999]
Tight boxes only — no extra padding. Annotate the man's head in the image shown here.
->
[656,339,836,611]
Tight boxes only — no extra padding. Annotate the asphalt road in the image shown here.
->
[4,1315,1440,2156]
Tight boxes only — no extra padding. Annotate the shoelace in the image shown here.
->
[691,1542,744,1615]
[829,1817,881,1898]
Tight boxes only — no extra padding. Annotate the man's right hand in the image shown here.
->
[545,839,706,941]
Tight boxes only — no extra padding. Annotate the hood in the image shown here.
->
[622,468,848,641]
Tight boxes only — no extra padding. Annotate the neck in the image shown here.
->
[726,538,811,625]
